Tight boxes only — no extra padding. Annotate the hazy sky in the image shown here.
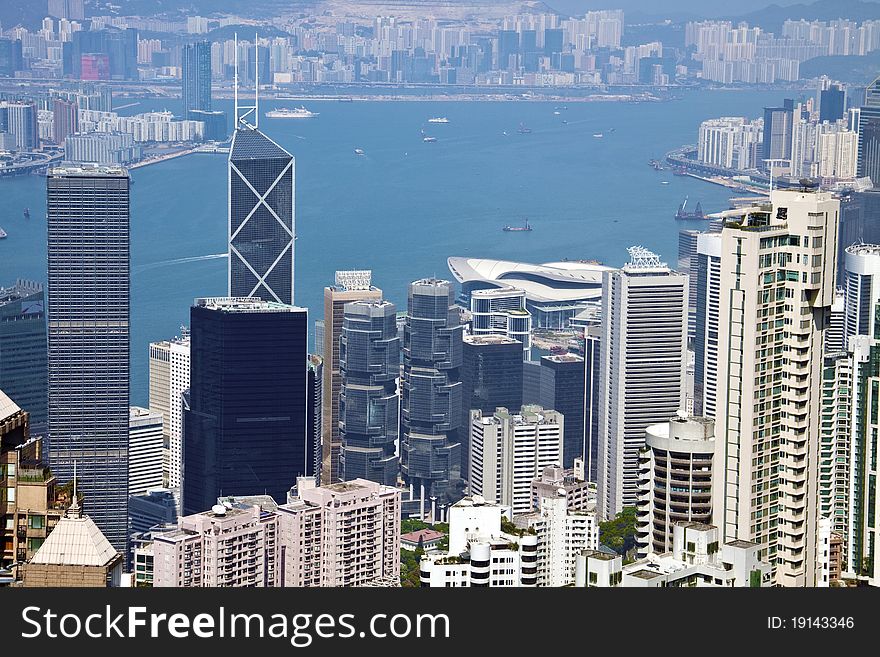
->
[542,0,877,20]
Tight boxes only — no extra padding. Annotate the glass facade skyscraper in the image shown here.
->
[182,41,212,118]
[228,127,295,305]
[339,299,400,486]
[46,164,130,553]
[0,280,47,435]
[858,76,880,187]
[400,279,464,504]
[182,297,308,515]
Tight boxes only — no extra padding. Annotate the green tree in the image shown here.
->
[598,507,637,555]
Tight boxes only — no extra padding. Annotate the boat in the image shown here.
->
[428,117,450,123]
[593,133,603,138]
[338,97,354,102]
[23,208,30,219]
[553,110,561,115]
[503,220,532,232]
[423,136,437,142]
[518,123,532,134]
[264,106,319,118]
[661,181,670,185]
[354,148,365,155]
[648,158,664,171]
[673,167,689,176]
[0,227,6,239]
[675,197,706,220]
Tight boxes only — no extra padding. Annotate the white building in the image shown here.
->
[469,406,564,516]
[843,244,880,342]
[712,188,839,587]
[576,522,770,587]
[694,231,722,418]
[530,462,596,513]
[128,406,164,497]
[276,477,401,587]
[470,286,532,360]
[598,246,688,520]
[697,117,763,170]
[148,334,190,490]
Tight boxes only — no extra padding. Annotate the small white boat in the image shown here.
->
[661,181,670,185]
[428,117,450,123]
[354,148,365,155]
[423,136,437,142]
[0,227,7,239]
[593,133,604,138]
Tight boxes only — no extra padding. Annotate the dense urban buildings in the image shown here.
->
[469,287,532,360]
[182,41,212,119]
[400,278,464,507]
[128,407,164,498]
[182,297,308,515]
[148,333,190,490]
[46,163,131,554]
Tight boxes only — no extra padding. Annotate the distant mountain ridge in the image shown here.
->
[729,0,880,32]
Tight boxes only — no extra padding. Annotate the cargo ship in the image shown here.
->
[675,197,705,220]
[503,220,532,232]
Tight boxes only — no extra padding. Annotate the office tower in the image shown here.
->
[148,334,189,490]
[460,334,523,479]
[498,30,519,69]
[712,188,839,587]
[0,39,23,76]
[858,76,880,186]
[635,414,715,557]
[524,354,585,469]
[400,278,464,505]
[678,229,701,341]
[182,41,212,119]
[52,98,78,145]
[228,110,295,305]
[182,298,308,515]
[314,319,325,358]
[187,109,227,141]
[824,290,845,354]
[469,406,563,516]
[322,271,383,483]
[153,499,279,587]
[531,463,596,513]
[128,487,178,535]
[277,477,401,587]
[843,244,880,342]
[819,83,846,123]
[0,280,47,435]
[246,45,271,85]
[598,247,688,520]
[762,103,794,170]
[694,232,722,418]
[470,287,532,360]
[583,325,601,482]
[819,352,851,577]
[48,0,85,20]
[306,355,323,483]
[4,102,38,151]
[47,164,130,554]
[128,407,164,497]
[338,300,399,486]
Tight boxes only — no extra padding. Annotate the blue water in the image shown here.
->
[0,89,785,406]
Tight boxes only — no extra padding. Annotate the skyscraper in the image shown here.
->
[469,287,532,360]
[460,334,523,479]
[857,76,880,186]
[762,103,794,171]
[597,247,688,520]
[148,333,189,491]
[400,278,464,505]
[843,244,880,342]
[128,407,164,497]
[0,280,47,435]
[339,299,400,486]
[182,297,308,515]
[712,188,839,587]
[52,98,79,145]
[819,82,846,123]
[693,232,722,418]
[678,229,701,341]
[228,92,295,304]
[182,41,212,119]
[321,271,383,483]
[524,354,586,469]
[306,355,323,483]
[46,163,130,553]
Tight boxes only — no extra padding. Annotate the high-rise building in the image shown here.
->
[712,188,839,587]
[46,163,130,554]
[400,278,464,506]
[306,355,323,483]
[635,414,715,557]
[3,102,38,151]
[857,76,880,186]
[694,232,722,418]
[228,117,295,305]
[182,41,212,119]
[469,405,564,516]
[148,334,190,490]
[0,39,23,76]
[819,83,846,123]
[128,407,164,498]
[525,354,586,469]
[597,247,688,520]
[182,297,308,515]
[48,0,85,20]
[339,299,400,486]
[128,487,178,536]
[322,271,383,483]
[826,290,845,354]
[678,229,701,341]
[469,287,532,360]
[762,103,794,170]
[277,477,401,587]
[52,98,78,145]
[460,334,523,479]
[843,244,880,343]
[0,280,47,435]
[583,325,601,483]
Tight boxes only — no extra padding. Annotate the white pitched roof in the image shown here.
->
[0,388,22,423]
[29,512,119,567]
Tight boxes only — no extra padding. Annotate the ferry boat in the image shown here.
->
[423,135,437,142]
[675,197,705,220]
[428,117,450,123]
[503,220,532,232]
[593,133,604,138]
[264,106,319,119]
[517,123,532,134]
[0,227,7,239]
[23,207,30,219]
[354,148,365,155]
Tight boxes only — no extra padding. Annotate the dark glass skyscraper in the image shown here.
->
[307,354,323,484]
[819,83,845,123]
[762,103,793,170]
[182,297,308,515]
[400,279,464,504]
[339,299,400,486]
[46,164,130,553]
[859,76,880,187]
[0,280,47,435]
[228,125,295,305]
[182,41,212,118]
[460,334,522,480]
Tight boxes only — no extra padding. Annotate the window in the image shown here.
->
[28,515,44,530]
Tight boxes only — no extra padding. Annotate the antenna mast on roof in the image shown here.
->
[234,32,258,130]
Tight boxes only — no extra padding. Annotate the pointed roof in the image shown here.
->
[0,388,22,423]
[29,510,119,568]
[230,126,292,161]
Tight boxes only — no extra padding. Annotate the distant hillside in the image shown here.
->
[0,3,47,29]
[731,0,880,33]
[799,50,880,83]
